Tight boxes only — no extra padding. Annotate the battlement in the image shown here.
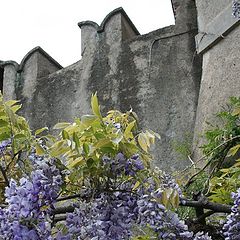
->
[78,7,140,56]
[0,3,203,172]
[0,47,62,101]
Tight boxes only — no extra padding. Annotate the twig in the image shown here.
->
[53,205,74,215]
[57,193,82,202]
[180,198,231,213]
[194,210,215,223]
[6,150,22,171]
[53,214,67,223]
[185,135,240,187]
[0,165,9,186]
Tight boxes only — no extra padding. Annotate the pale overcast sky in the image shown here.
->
[1,0,174,67]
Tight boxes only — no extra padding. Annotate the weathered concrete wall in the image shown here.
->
[196,0,230,31]
[0,62,18,101]
[193,0,240,161]
[1,2,202,172]
[13,47,63,124]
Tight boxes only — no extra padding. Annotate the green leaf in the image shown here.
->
[62,130,70,140]
[124,120,135,139]
[111,135,123,145]
[14,133,26,140]
[138,133,148,152]
[5,105,17,126]
[232,107,240,116]
[50,140,69,157]
[5,100,20,107]
[35,143,45,155]
[35,127,48,135]
[94,138,113,149]
[145,130,155,145]
[53,122,71,130]
[161,190,168,206]
[73,132,80,149]
[86,158,95,168]
[132,181,140,191]
[0,132,11,141]
[170,190,180,208]
[0,119,8,128]
[94,132,105,140]
[68,157,84,168]
[83,143,89,155]
[228,144,240,157]
[11,104,22,113]
[81,115,98,126]
[91,93,102,119]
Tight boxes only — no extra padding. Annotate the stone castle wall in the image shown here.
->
[1,0,239,172]
[193,0,240,161]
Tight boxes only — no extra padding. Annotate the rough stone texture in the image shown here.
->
[2,64,17,100]
[194,0,240,161]
[13,47,63,125]
[1,2,202,172]
[196,0,231,32]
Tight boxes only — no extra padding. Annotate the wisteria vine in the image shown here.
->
[0,153,62,239]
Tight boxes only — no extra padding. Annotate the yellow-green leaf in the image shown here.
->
[73,132,80,149]
[11,104,22,113]
[124,120,135,139]
[53,122,71,130]
[94,138,113,149]
[0,119,8,127]
[161,190,168,206]
[35,127,48,135]
[232,107,240,116]
[5,105,17,126]
[91,93,102,119]
[68,157,84,168]
[81,115,98,126]
[170,190,180,208]
[227,144,240,157]
[50,140,69,157]
[62,130,70,140]
[35,143,45,155]
[14,133,26,140]
[5,100,20,107]
[132,181,140,191]
[83,143,89,155]
[145,130,155,145]
[138,133,148,152]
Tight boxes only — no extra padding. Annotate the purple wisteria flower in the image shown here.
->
[0,153,62,239]
[223,188,240,239]
[233,0,240,18]
[57,153,211,240]
[0,139,11,151]
[102,153,145,177]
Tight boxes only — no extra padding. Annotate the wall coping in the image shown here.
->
[18,46,63,72]
[0,61,19,69]
[78,7,140,35]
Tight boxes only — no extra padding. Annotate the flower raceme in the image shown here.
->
[0,153,62,239]
[223,188,240,239]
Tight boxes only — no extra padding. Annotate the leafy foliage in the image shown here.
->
[199,97,240,205]
[0,95,32,202]
[44,93,161,197]
[1,93,240,239]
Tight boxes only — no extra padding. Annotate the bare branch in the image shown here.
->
[180,198,231,213]
[53,205,74,215]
